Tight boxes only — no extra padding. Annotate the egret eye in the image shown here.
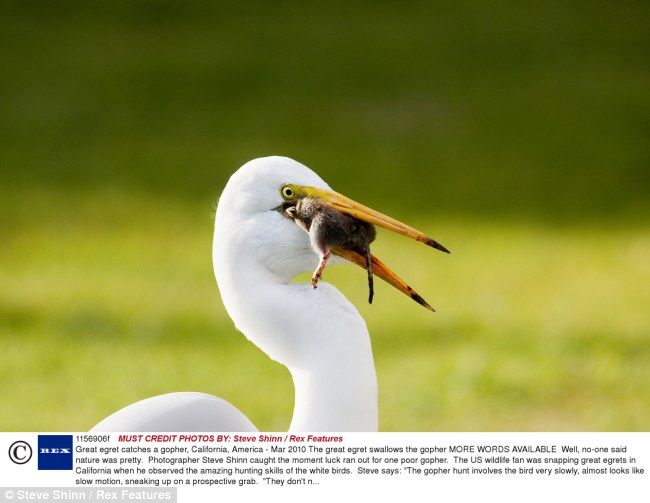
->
[280,184,297,200]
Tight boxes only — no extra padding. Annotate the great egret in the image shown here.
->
[91,156,447,432]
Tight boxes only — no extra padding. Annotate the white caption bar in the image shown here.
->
[2,433,648,502]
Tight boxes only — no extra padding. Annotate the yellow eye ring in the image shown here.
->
[280,184,297,200]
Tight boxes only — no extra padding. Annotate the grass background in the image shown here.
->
[1,0,648,430]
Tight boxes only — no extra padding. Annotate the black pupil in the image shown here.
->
[285,188,293,196]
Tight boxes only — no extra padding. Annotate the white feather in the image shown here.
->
[91,156,378,432]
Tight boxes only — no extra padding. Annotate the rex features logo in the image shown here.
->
[8,440,33,465]
[38,435,73,470]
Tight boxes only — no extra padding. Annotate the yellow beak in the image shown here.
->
[293,185,449,311]
[295,186,449,253]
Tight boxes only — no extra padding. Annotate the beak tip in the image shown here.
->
[411,292,435,312]
[427,239,450,254]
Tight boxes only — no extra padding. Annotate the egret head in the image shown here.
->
[217,156,329,217]
[214,157,332,282]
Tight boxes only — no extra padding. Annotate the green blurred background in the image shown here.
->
[1,0,648,431]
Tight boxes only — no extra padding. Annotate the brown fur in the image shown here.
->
[286,199,377,302]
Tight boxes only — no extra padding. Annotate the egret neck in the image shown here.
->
[213,214,378,432]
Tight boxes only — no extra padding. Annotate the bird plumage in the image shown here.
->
[92,156,379,432]
[91,155,446,432]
